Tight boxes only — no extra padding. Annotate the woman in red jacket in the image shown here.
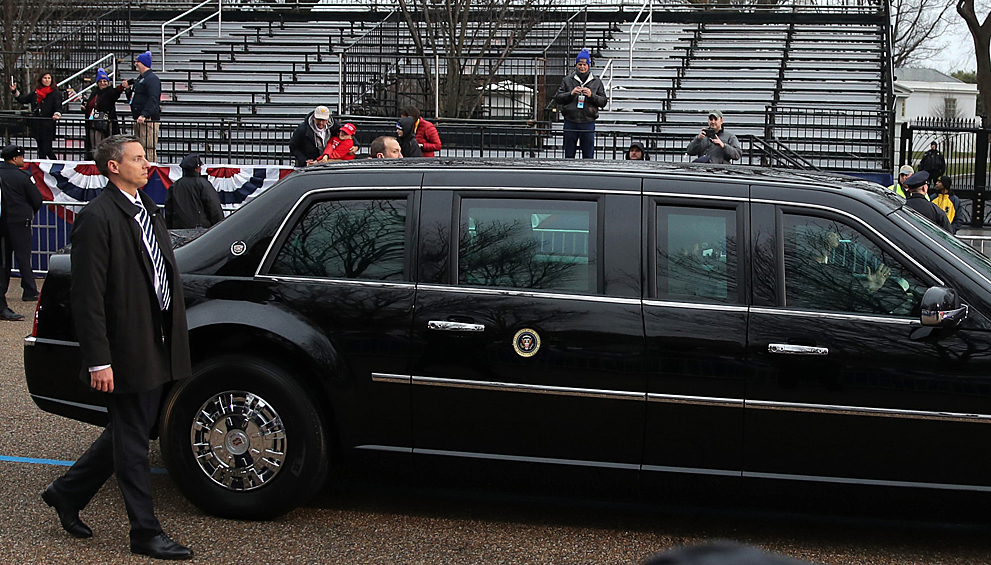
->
[401,106,441,157]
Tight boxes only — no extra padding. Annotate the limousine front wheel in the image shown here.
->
[160,355,329,519]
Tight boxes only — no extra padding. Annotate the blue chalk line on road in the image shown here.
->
[0,455,168,474]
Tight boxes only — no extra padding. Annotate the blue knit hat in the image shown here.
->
[136,51,152,68]
[95,68,110,82]
[576,48,591,65]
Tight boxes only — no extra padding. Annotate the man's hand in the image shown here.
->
[865,263,891,292]
[90,367,114,393]
[697,129,707,140]
[136,115,146,124]
[305,159,316,166]
[712,136,725,148]
[571,86,582,96]
[348,145,358,155]
[121,79,129,89]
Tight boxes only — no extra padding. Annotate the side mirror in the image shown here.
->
[920,286,968,327]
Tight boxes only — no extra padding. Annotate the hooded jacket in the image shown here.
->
[397,116,423,158]
[289,112,342,167]
[625,142,651,160]
[554,70,608,124]
[166,168,225,229]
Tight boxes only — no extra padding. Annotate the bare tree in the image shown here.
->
[957,0,991,116]
[0,0,80,110]
[395,0,552,118]
[891,0,957,67]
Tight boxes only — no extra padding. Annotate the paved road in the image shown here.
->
[4,283,991,564]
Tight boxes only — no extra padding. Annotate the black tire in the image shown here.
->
[160,355,328,519]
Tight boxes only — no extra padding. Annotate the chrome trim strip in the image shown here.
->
[411,375,644,401]
[24,336,80,347]
[643,192,746,202]
[642,465,742,477]
[426,185,640,196]
[750,306,917,325]
[742,470,991,493]
[413,447,641,470]
[746,399,991,423]
[415,284,641,305]
[768,343,829,356]
[254,275,414,289]
[255,186,413,279]
[30,394,108,414]
[371,373,411,384]
[428,320,485,332]
[647,393,744,408]
[354,445,413,454]
[751,198,943,285]
[642,299,748,313]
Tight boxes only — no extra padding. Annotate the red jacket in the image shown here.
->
[320,136,355,161]
[414,119,442,157]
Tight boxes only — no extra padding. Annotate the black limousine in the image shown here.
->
[25,159,991,518]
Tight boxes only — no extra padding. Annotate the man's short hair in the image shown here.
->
[94,134,141,177]
[369,136,393,158]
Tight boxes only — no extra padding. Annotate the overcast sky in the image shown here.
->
[926,20,978,74]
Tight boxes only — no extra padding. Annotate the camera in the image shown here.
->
[704,127,717,139]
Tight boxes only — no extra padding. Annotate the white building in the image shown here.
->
[894,68,979,127]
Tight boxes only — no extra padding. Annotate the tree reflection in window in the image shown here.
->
[458,199,597,293]
[271,199,406,280]
[783,215,926,316]
[656,207,738,304]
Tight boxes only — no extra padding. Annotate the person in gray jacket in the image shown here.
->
[686,110,742,164]
[554,48,608,159]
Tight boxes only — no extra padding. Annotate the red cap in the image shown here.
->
[341,123,356,135]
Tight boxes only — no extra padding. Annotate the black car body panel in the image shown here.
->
[25,159,991,515]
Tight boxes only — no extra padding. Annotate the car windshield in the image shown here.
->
[893,208,991,284]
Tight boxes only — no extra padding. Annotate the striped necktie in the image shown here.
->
[134,203,171,311]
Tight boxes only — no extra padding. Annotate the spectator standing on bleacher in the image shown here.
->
[686,110,741,164]
[289,105,342,167]
[919,141,946,186]
[166,153,224,229]
[0,144,42,304]
[555,48,608,159]
[121,51,161,163]
[81,68,123,160]
[10,71,63,160]
[400,106,442,157]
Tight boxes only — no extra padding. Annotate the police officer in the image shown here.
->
[0,144,42,305]
[903,171,951,232]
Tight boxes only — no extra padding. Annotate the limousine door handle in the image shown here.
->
[768,343,829,356]
[428,320,486,332]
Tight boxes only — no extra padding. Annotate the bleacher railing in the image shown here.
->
[629,0,653,78]
[162,0,224,71]
[58,55,118,106]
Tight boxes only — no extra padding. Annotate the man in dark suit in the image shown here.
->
[0,144,43,303]
[40,135,193,560]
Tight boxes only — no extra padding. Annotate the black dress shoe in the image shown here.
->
[130,533,194,560]
[41,483,92,538]
[0,308,24,321]
[21,293,39,302]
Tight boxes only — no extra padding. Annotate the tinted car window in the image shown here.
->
[656,206,738,303]
[270,198,406,281]
[783,214,926,316]
[458,198,597,293]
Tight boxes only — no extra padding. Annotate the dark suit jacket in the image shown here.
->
[70,184,191,393]
[0,162,43,223]
[165,174,224,229]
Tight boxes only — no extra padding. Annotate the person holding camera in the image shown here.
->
[554,48,608,159]
[81,68,122,160]
[686,110,741,164]
[10,71,63,160]
[120,51,161,163]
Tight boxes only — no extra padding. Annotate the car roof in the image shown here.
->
[294,158,900,210]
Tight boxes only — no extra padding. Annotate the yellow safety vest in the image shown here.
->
[888,183,930,201]
[932,193,956,223]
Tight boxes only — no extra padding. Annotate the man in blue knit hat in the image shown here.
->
[121,51,161,162]
[554,48,608,159]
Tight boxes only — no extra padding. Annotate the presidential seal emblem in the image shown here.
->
[513,328,541,358]
[230,241,247,256]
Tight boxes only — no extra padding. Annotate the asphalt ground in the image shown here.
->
[4,281,991,564]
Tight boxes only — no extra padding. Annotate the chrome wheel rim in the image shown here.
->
[190,391,287,492]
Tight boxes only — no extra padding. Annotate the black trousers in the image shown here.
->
[51,385,164,541]
[3,221,37,295]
